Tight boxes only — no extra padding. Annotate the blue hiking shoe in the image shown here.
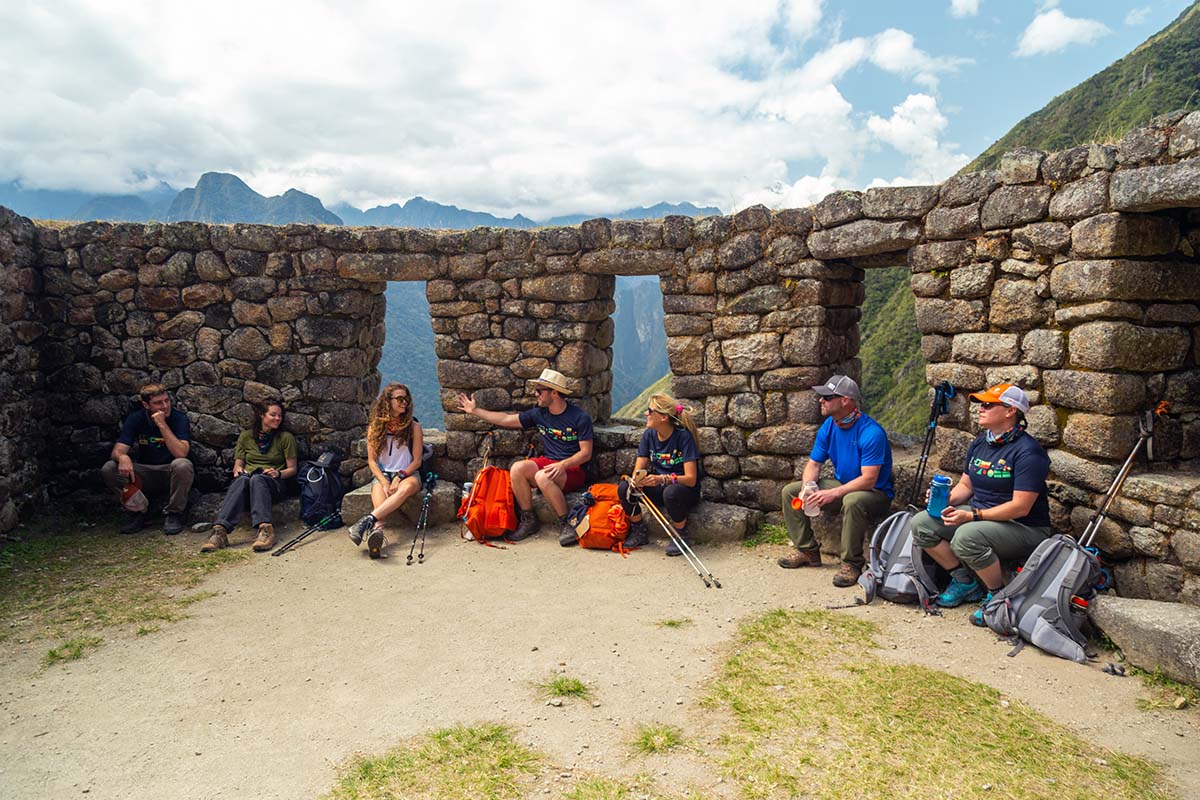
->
[937,578,985,608]
[971,592,995,627]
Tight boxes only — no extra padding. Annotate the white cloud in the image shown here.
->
[1125,7,1151,25]
[1015,9,1110,57]
[0,0,972,219]
[949,0,980,18]
[866,94,969,183]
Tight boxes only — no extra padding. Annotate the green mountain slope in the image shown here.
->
[859,268,926,437]
[965,1,1200,172]
[614,372,674,421]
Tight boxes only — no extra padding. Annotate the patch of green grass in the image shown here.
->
[705,608,1173,800]
[322,724,540,800]
[657,618,692,629]
[631,723,685,755]
[538,675,591,700]
[1131,666,1200,710]
[135,625,159,637]
[563,775,707,800]
[0,511,250,662]
[743,523,789,548]
[43,635,103,667]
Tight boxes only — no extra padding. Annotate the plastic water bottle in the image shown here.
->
[802,481,821,518]
[460,482,473,520]
[927,475,952,518]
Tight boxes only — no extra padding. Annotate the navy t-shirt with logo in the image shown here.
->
[637,427,699,476]
[963,431,1051,527]
[117,408,191,466]
[518,404,594,462]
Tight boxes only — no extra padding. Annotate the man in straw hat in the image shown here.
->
[458,368,594,543]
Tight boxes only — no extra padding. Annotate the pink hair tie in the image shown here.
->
[675,404,683,414]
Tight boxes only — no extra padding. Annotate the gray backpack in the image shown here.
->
[858,508,944,612]
[980,534,1101,663]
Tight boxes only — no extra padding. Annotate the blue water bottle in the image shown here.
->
[927,475,952,518]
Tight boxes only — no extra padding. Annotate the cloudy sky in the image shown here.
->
[0,0,1189,218]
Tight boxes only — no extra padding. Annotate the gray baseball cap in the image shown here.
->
[812,374,861,402]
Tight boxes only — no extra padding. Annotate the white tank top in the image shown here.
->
[377,433,413,473]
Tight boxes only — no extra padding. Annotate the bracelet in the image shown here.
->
[973,509,982,522]
[670,473,678,484]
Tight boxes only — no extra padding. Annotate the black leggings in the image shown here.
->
[617,479,700,525]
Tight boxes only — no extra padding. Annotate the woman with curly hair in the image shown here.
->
[617,393,701,555]
[347,382,424,558]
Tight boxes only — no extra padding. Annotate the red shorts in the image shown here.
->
[531,456,587,492]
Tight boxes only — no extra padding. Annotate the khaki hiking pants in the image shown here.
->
[781,478,891,568]
[909,507,1051,571]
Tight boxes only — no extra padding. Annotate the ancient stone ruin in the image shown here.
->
[3,112,1200,605]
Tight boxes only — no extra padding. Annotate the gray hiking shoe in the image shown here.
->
[348,514,376,546]
[623,520,649,548]
[367,527,386,559]
[120,511,146,535]
[508,511,539,542]
[558,517,578,547]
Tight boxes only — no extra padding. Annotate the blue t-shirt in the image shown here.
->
[637,427,699,476]
[809,414,894,499]
[963,431,1051,527]
[518,404,594,463]
[117,408,191,466]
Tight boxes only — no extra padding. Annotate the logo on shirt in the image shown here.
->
[971,456,1012,480]
[540,425,580,444]
[136,434,166,448]
[651,449,686,470]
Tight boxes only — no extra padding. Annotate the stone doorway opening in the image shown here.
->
[381,282,443,430]
[609,275,670,420]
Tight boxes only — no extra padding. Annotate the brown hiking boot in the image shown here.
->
[252,523,276,552]
[508,510,540,542]
[832,562,862,588]
[777,548,822,569]
[200,525,229,553]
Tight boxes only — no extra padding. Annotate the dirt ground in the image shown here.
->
[1,522,1196,799]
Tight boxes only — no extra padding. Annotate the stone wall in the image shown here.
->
[2,111,1200,604]
[0,207,47,529]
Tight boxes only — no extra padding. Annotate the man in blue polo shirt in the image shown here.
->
[778,375,894,588]
[100,381,194,534]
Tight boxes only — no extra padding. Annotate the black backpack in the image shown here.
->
[299,451,345,529]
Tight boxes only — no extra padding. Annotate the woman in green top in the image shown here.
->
[201,401,298,553]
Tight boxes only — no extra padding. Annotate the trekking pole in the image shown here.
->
[910,381,954,508]
[624,475,721,588]
[1081,402,1170,548]
[408,472,437,565]
[271,512,337,556]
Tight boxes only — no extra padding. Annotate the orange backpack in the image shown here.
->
[569,484,630,553]
[458,465,517,542]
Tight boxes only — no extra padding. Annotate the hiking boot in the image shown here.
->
[508,511,539,542]
[623,520,649,549]
[832,562,862,587]
[367,527,386,559]
[971,592,995,627]
[348,514,376,546]
[558,517,578,547]
[252,523,276,552]
[120,511,146,535]
[778,548,822,569]
[937,578,985,608]
[200,525,229,553]
[664,527,689,557]
[163,512,185,535]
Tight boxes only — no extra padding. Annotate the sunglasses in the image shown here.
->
[818,395,844,402]
[390,395,410,403]
[978,401,1004,410]
[533,387,551,395]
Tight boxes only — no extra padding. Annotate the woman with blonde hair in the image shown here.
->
[618,393,701,554]
[347,382,424,558]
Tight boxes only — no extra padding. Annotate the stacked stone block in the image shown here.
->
[2,110,1200,604]
[0,207,48,529]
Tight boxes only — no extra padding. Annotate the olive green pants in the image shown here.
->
[781,479,891,567]
[909,507,1051,571]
